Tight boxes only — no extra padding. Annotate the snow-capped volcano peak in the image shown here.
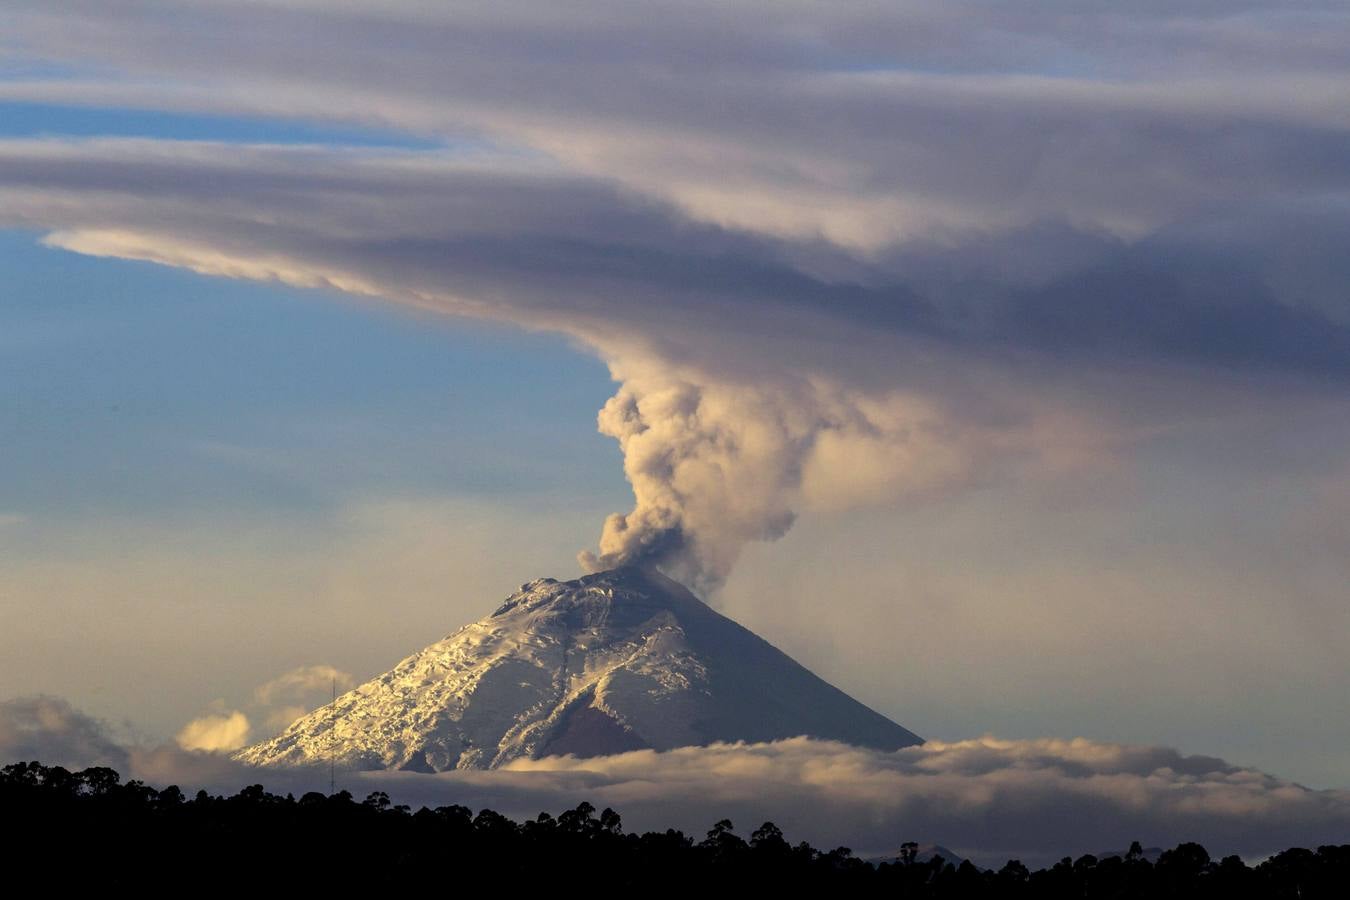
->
[237,566,921,771]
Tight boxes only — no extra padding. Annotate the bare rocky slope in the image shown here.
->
[237,566,921,771]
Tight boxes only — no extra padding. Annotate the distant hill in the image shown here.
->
[870,843,971,868]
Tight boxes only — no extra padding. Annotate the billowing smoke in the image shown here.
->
[577,365,985,594]
[578,378,800,592]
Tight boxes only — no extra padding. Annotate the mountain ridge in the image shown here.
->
[237,566,921,771]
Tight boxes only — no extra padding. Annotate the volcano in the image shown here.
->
[237,566,921,771]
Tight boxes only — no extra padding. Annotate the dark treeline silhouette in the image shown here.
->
[4,760,1347,896]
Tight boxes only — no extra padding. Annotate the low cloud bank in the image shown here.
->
[4,696,1346,865]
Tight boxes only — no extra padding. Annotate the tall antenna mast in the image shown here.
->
[329,675,336,796]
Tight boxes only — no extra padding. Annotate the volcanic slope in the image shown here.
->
[237,566,921,771]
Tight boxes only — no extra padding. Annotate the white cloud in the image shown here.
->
[175,665,358,746]
[176,710,251,753]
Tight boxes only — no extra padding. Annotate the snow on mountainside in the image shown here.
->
[236,566,921,771]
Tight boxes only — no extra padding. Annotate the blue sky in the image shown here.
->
[1,228,622,518]
[0,100,442,147]
[0,224,628,748]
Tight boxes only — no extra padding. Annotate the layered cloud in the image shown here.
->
[6,2,1350,246]
[3,3,1350,588]
[3,694,1347,865]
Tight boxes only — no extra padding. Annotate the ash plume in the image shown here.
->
[577,364,987,595]
[4,2,1350,595]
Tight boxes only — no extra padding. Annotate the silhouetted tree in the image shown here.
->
[3,759,1349,896]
